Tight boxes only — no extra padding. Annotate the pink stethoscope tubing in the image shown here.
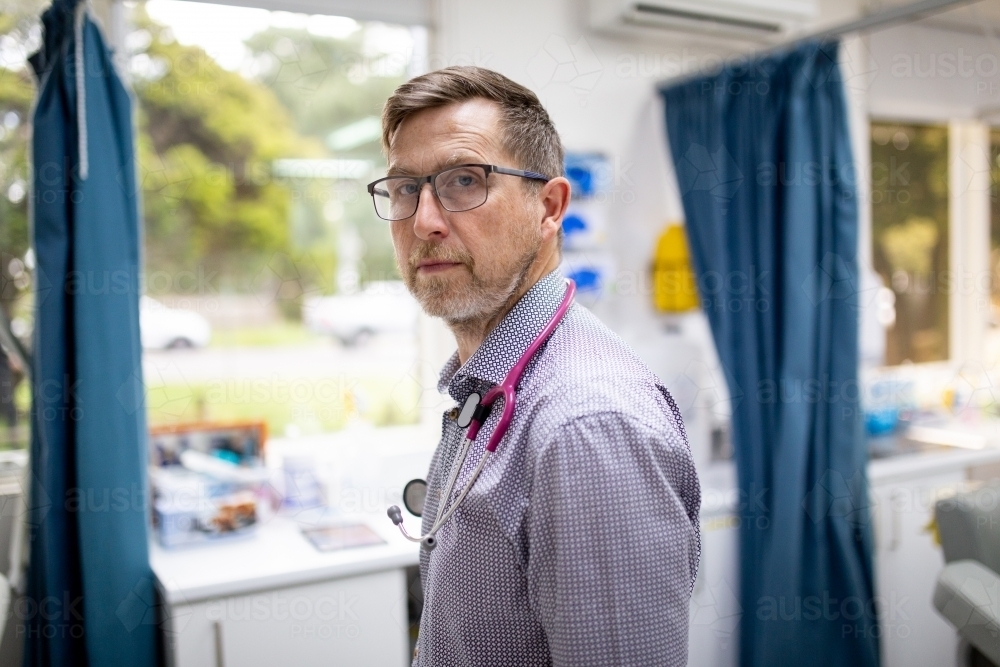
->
[387,280,576,549]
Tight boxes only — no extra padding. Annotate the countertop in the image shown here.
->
[150,513,422,606]
[151,423,438,606]
[697,432,1000,516]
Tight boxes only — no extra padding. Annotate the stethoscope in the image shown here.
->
[387,280,576,550]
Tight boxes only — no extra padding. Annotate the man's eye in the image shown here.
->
[391,181,418,197]
[446,174,477,188]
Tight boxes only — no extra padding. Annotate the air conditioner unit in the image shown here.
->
[590,0,818,43]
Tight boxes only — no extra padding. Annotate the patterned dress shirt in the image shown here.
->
[414,270,701,667]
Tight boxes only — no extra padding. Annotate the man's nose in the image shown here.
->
[412,183,450,241]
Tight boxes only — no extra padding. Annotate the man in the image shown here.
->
[374,66,700,666]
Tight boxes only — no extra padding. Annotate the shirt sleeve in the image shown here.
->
[525,410,701,667]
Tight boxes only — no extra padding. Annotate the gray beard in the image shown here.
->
[410,245,539,329]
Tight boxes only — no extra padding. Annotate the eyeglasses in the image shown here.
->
[366,164,550,222]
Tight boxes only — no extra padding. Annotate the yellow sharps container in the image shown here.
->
[652,223,700,313]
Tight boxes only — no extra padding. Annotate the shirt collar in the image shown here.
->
[437,270,568,402]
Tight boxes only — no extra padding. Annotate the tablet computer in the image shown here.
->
[301,523,386,552]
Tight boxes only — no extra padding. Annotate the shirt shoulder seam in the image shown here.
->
[535,407,680,455]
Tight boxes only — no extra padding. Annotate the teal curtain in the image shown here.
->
[660,41,879,667]
[27,0,156,664]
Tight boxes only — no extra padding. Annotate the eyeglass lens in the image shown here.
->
[372,166,489,221]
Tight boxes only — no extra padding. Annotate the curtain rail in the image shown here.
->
[805,0,982,43]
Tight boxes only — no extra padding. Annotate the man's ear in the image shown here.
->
[538,176,571,241]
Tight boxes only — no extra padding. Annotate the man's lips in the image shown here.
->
[416,260,463,273]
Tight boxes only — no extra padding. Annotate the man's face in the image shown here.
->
[386,99,543,325]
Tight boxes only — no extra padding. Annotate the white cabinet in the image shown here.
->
[687,511,740,667]
[163,568,409,667]
[688,463,741,667]
[152,517,419,667]
[870,470,965,667]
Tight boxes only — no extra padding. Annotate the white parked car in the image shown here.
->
[140,296,212,350]
[303,281,418,346]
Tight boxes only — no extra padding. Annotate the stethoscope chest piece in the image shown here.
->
[403,478,428,517]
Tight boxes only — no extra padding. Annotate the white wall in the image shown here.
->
[430,0,860,158]
[868,22,1000,122]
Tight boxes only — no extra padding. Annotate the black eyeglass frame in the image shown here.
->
[366,163,551,221]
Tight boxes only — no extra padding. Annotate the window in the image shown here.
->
[870,122,950,365]
[0,0,428,448]
[127,0,421,437]
[0,0,43,450]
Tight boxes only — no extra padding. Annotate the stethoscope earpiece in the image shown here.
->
[387,505,403,526]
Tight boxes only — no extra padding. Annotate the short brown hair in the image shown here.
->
[381,66,564,181]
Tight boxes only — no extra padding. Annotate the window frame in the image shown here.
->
[861,115,992,368]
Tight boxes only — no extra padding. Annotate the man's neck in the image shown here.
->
[450,249,560,364]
